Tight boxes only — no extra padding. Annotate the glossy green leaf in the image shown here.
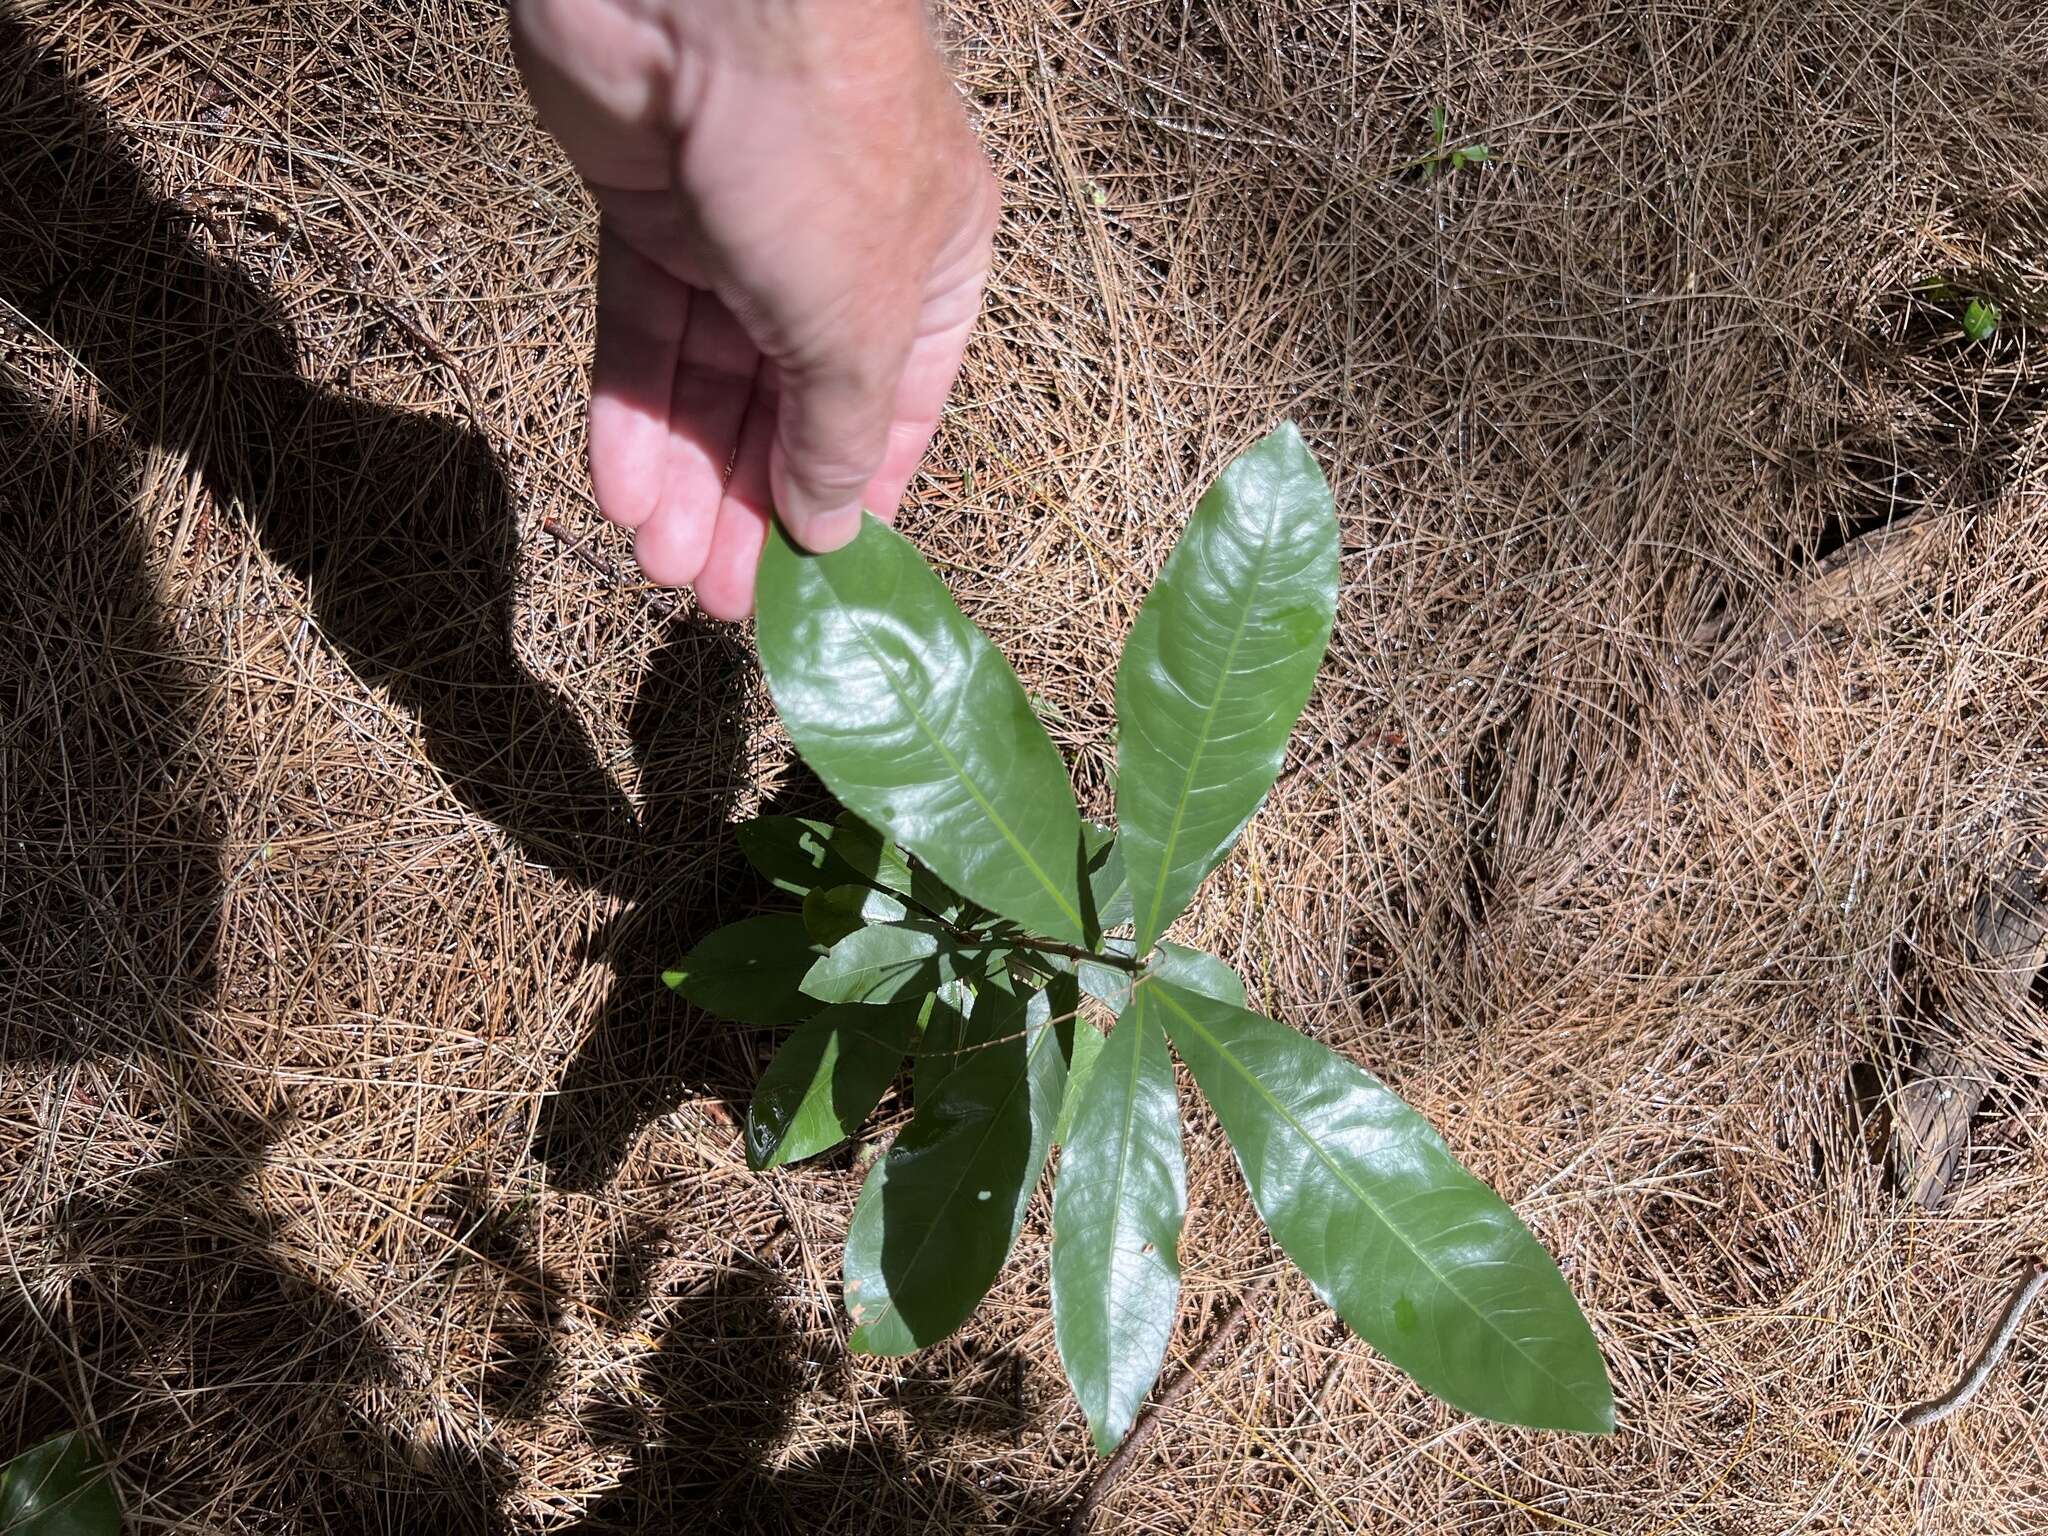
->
[1051,989,1186,1452]
[1052,1015,1106,1145]
[757,517,1088,944]
[668,915,822,1026]
[746,999,923,1169]
[1153,980,1613,1433]
[737,815,869,896]
[1115,423,1339,952]
[843,986,1067,1352]
[1071,937,1139,1011]
[0,1431,120,1536]
[802,883,907,947]
[828,812,913,896]
[912,978,973,1106]
[802,921,994,1005]
[1080,821,1133,942]
[1149,941,1246,1007]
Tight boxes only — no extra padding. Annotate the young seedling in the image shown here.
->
[668,424,1613,1452]
[1963,296,2000,343]
[1414,104,1491,181]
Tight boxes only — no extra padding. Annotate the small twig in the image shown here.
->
[540,515,681,617]
[1068,1282,1266,1534]
[1896,1259,2048,1430]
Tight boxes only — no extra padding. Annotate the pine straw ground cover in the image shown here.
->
[3,0,2048,1529]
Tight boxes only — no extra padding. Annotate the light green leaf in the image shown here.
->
[1115,424,1339,953]
[1153,981,1613,1433]
[1053,1015,1106,1145]
[1149,941,1246,1007]
[669,915,823,1026]
[0,1431,121,1536]
[1051,989,1185,1452]
[802,922,994,1005]
[757,517,1089,944]
[746,999,924,1169]
[1069,937,1137,1011]
[843,987,1067,1352]
[803,883,907,947]
[1963,295,2001,342]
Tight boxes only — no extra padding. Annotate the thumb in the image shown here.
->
[768,352,903,552]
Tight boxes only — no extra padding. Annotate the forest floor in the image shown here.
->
[4,0,2047,1530]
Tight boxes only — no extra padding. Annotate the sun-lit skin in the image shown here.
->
[511,0,998,618]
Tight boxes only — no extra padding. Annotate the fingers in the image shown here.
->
[692,373,779,621]
[767,341,908,553]
[632,291,758,586]
[590,226,767,589]
[588,227,687,533]
[856,269,987,524]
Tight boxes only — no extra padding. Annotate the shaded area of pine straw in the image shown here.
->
[2,0,2046,1528]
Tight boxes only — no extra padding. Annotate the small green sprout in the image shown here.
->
[1415,106,1490,181]
[1962,296,2000,342]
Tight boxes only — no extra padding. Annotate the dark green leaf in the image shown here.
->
[1115,424,1339,953]
[912,978,974,1106]
[0,1431,120,1536]
[746,999,924,1169]
[669,915,822,1026]
[737,815,866,896]
[1149,941,1246,1007]
[828,812,913,897]
[843,986,1067,1352]
[756,517,1089,944]
[1051,989,1185,1452]
[802,883,907,947]
[802,922,994,1005]
[1154,981,1613,1433]
[1080,821,1133,942]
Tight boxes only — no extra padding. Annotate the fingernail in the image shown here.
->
[787,503,863,552]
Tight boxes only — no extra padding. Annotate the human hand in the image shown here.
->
[512,0,998,618]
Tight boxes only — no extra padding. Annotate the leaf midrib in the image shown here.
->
[1134,502,1284,949]
[822,564,1082,938]
[1153,984,1592,1410]
[853,1020,1058,1346]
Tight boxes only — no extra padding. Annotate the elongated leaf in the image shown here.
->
[1115,424,1339,952]
[757,517,1089,944]
[912,978,973,1106]
[0,1431,120,1536]
[1154,981,1613,1433]
[1052,1016,1106,1145]
[737,815,866,896]
[802,921,995,1005]
[843,988,1067,1352]
[746,999,923,1169]
[667,915,822,1025]
[1051,989,1186,1452]
[803,883,907,947]
[830,812,968,920]
[1080,821,1133,942]
[1150,941,1246,1007]
[829,812,914,897]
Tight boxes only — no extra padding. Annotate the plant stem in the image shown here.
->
[888,874,1143,973]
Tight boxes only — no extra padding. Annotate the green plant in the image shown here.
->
[1414,104,1490,180]
[1962,295,2000,342]
[669,424,1613,1452]
[0,1431,120,1535]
